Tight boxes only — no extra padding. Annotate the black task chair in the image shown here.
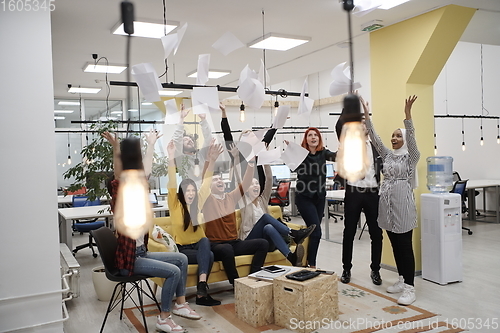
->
[327,182,344,223]
[91,227,161,333]
[72,196,105,257]
[450,179,473,235]
[453,171,480,218]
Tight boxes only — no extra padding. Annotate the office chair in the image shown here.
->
[269,180,291,222]
[91,227,161,333]
[450,179,473,235]
[72,195,105,257]
[327,183,344,223]
[453,171,480,218]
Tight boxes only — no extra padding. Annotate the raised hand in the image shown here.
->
[207,139,224,161]
[219,102,227,118]
[284,140,290,146]
[144,128,163,146]
[102,131,119,148]
[228,142,240,159]
[167,140,176,160]
[405,95,418,120]
[180,104,190,120]
[359,95,370,118]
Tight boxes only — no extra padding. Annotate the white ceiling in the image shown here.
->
[50,0,500,120]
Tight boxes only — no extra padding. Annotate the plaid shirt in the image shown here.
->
[110,179,148,275]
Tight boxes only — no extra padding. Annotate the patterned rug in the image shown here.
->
[123,283,464,333]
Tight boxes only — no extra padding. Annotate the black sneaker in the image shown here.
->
[370,270,382,285]
[196,294,221,306]
[286,245,304,267]
[197,281,208,297]
[340,270,351,284]
[290,225,316,245]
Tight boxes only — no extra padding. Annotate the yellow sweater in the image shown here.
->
[168,166,212,245]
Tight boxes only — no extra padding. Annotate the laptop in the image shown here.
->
[149,193,163,208]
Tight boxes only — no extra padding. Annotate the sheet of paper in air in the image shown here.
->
[298,78,314,115]
[191,86,219,114]
[196,54,210,85]
[237,65,265,110]
[212,31,245,56]
[257,147,281,165]
[253,128,270,141]
[174,23,188,55]
[353,0,382,17]
[161,33,178,59]
[281,141,309,171]
[236,131,259,161]
[272,105,290,129]
[258,59,270,87]
[329,62,361,97]
[132,63,162,102]
[163,99,180,124]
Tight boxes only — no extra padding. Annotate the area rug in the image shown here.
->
[124,283,465,333]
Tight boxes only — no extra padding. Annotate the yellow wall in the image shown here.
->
[370,5,475,270]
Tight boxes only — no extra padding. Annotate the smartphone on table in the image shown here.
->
[262,265,286,273]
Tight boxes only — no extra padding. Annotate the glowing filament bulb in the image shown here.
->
[193,157,200,177]
[462,142,466,151]
[337,122,370,182]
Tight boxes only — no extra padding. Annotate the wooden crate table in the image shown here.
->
[273,272,338,333]
[234,276,274,327]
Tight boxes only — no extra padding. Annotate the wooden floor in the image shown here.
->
[64,212,500,333]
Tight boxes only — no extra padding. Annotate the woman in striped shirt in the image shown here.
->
[363,95,420,306]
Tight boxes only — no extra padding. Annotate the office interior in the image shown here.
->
[1,1,500,332]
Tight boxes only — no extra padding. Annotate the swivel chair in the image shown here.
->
[453,171,480,218]
[72,195,105,257]
[269,180,291,222]
[450,179,473,235]
[91,227,161,333]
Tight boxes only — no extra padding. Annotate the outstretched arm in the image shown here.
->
[360,95,390,157]
[403,95,420,165]
[143,129,163,179]
[102,131,122,179]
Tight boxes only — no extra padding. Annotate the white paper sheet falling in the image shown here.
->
[212,31,245,56]
[257,147,281,165]
[353,0,382,17]
[298,78,314,115]
[281,141,309,171]
[196,54,210,85]
[131,63,162,102]
[174,23,188,55]
[161,34,178,59]
[237,78,265,110]
[258,59,270,87]
[272,105,290,129]
[163,99,180,124]
[191,86,219,114]
[329,62,362,96]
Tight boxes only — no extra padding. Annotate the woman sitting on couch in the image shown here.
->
[167,139,224,306]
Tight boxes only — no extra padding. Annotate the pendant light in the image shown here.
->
[239,102,246,122]
[461,118,466,151]
[497,119,499,144]
[67,133,72,165]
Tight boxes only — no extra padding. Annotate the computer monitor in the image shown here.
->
[158,173,182,195]
[326,164,335,178]
[270,164,291,180]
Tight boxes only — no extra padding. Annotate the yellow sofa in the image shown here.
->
[148,206,309,287]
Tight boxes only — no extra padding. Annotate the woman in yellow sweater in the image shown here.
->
[167,139,223,306]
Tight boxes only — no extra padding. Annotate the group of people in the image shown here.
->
[103,94,420,332]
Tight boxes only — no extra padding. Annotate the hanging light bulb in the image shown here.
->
[480,123,484,146]
[274,99,279,117]
[462,142,466,151]
[67,133,72,165]
[336,94,370,182]
[193,156,201,178]
[461,118,466,151]
[114,137,153,240]
[239,102,245,122]
[433,133,437,155]
[497,121,500,144]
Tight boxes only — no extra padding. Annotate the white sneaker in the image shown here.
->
[156,315,183,332]
[386,276,405,293]
[172,302,202,320]
[397,284,416,305]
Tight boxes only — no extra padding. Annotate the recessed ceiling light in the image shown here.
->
[159,90,183,96]
[248,33,311,51]
[54,116,66,120]
[186,70,231,79]
[141,102,153,105]
[83,63,127,74]
[58,101,80,106]
[68,87,101,94]
[128,109,138,112]
[54,110,74,114]
[379,0,410,10]
[112,21,179,39]
[111,111,123,114]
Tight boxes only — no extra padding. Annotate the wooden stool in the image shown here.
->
[234,277,274,327]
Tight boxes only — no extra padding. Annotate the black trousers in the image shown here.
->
[342,185,383,272]
[387,230,415,286]
[210,238,269,284]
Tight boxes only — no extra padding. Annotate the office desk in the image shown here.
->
[57,195,108,207]
[58,202,168,249]
[323,190,346,241]
[465,180,500,223]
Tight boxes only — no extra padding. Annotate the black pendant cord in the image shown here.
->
[346,5,354,91]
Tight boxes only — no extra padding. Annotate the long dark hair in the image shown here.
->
[177,178,199,232]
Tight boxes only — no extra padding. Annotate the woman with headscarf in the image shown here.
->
[362,95,420,306]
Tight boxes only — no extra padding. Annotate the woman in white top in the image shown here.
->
[363,95,420,306]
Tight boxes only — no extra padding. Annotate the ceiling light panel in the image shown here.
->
[68,87,101,94]
[187,70,231,79]
[58,101,80,105]
[379,0,410,10]
[248,33,311,51]
[54,110,74,113]
[83,63,127,74]
[112,21,179,39]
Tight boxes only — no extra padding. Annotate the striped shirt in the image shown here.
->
[366,119,420,233]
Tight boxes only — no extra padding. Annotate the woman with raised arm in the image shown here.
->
[363,95,420,306]
[166,139,224,306]
[103,130,201,333]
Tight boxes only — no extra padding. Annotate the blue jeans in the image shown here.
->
[246,213,291,257]
[177,237,214,277]
[295,193,325,266]
[125,246,188,312]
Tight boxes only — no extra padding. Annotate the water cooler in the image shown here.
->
[421,193,463,285]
